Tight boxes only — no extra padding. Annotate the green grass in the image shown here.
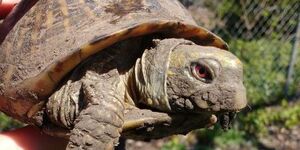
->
[0,112,23,132]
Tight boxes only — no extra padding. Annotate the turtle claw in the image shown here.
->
[219,112,237,131]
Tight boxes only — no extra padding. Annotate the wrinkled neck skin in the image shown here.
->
[124,39,194,112]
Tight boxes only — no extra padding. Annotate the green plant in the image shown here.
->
[229,38,296,106]
[161,137,186,150]
[195,125,248,150]
[243,100,300,135]
[213,129,246,148]
[0,112,23,131]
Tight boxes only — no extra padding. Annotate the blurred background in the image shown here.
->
[1,0,300,150]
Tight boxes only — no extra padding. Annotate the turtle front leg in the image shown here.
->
[67,70,125,150]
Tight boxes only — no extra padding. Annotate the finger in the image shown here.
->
[1,126,68,150]
[0,0,21,19]
[0,0,38,44]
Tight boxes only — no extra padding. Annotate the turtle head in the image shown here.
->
[133,39,246,117]
[167,44,247,113]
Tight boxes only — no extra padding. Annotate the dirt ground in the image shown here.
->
[258,125,300,150]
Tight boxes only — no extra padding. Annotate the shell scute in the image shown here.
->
[104,0,146,17]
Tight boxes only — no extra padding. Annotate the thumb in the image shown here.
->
[0,0,21,19]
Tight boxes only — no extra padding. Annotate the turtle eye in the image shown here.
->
[192,63,213,83]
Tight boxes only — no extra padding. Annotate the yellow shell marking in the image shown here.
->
[58,0,70,31]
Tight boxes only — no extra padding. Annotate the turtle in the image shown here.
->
[0,0,247,149]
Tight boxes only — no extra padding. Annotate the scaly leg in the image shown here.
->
[67,70,125,150]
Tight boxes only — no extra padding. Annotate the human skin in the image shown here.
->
[0,0,21,19]
[0,126,67,150]
[0,0,39,43]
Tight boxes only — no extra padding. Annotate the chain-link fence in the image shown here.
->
[183,0,300,106]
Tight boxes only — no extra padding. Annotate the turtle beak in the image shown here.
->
[232,85,247,111]
[218,85,246,131]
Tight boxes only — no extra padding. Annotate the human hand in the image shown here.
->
[0,126,67,150]
[0,0,38,44]
[0,0,20,19]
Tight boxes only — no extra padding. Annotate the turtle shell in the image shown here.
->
[0,0,228,123]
